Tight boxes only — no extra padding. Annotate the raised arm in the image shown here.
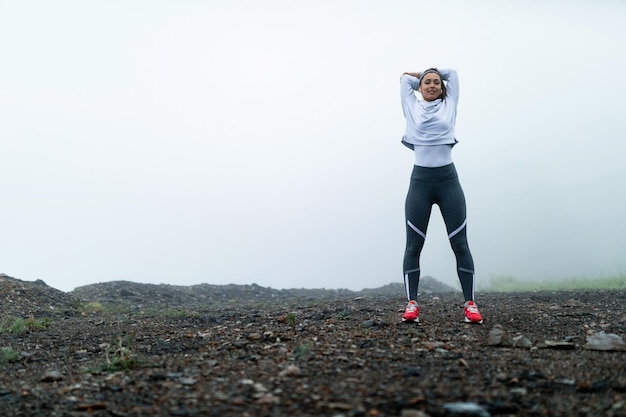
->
[437,69,459,101]
[400,73,420,118]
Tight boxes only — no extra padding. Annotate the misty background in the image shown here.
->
[1,0,625,293]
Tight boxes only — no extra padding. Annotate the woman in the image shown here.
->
[399,68,483,324]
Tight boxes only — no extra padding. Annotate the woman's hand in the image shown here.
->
[403,72,421,78]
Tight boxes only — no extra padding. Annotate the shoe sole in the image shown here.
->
[464,317,484,324]
[402,317,419,323]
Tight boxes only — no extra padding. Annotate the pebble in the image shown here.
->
[510,335,532,348]
[278,365,301,377]
[487,325,505,346]
[40,370,63,382]
[401,410,431,417]
[179,377,197,386]
[542,340,576,350]
[443,402,491,417]
[584,331,626,351]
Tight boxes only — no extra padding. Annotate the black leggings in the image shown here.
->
[403,163,475,302]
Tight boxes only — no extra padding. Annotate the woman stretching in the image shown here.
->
[399,68,483,324]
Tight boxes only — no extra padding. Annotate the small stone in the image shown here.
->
[279,365,301,377]
[584,331,626,351]
[487,324,506,346]
[253,382,268,393]
[179,377,197,386]
[510,335,532,349]
[403,367,421,377]
[41,370,63,382]
[443,402,491,417]
[542,340,576,350]
[400,410,430,417]
[555,378,575,386]
[256,393,280,404]
[326,402,352,410]
[75,402,107,411]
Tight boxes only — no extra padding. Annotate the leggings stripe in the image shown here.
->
[448,219,467,239]
[404,273,410,300]
[407,220,426,239]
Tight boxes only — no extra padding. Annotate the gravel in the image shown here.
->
[0,274,625,416]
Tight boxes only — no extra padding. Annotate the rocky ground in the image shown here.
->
[0,273,625,417]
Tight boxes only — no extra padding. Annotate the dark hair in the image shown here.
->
[419,68,447,100]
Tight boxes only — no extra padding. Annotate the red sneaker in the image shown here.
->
[402,300,419,322]
[464,301,483,324]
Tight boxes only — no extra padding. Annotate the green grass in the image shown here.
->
[481,274,626,292]
[0,316,51,334]
[0,347,19,364]
[286,312,297,327]
[293,343,312,359]
[336,309,353,320]
[160,309,199,319]
[81,301,105,314]
[92,335,147,373]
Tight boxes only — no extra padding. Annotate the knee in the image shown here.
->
[449,235,470,256]
[404,242,423,258]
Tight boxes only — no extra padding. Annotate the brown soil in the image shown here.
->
[0,274,625,417]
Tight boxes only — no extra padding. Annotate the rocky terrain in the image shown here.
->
[0,273,625,417]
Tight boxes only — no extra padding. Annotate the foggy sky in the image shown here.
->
[1,0,625,292]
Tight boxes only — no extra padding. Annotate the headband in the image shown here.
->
[419,69,441,86]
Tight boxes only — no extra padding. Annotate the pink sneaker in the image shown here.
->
[402,300,419,322]
[464,301,483,324]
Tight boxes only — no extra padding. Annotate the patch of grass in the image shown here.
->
[336,309,353,320]
[0,316,51,334]
[81,301,105,314]
[293,343,312,359]
[5,318,26,334]
[482,274,626,292]
[1,347,19,364]
[286,312,297,328]
[72,299,132,317]
[160,309,199,319]
[24,316,51,331]
[70,297,82,311]
[93,335,146,373]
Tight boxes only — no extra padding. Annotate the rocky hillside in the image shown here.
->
[0,273,457,317]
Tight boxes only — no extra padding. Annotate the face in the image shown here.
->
[419,73,442,102]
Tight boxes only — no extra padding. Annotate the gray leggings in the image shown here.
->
[403,163,475,302]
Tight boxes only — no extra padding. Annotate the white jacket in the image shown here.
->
[400,69,459,149]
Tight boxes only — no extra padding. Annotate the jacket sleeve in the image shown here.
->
[438,69,459,101]
[400,74,420,118]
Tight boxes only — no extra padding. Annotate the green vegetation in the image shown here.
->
[293,343,312,359]
[336,309,353,320]
[158,308,199,319]
[286,312,297,328]
[0,316,51,334]
[93,335,146,373]
[481,274,626,292]
[81,301,105,314]
[1,347,19,364]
